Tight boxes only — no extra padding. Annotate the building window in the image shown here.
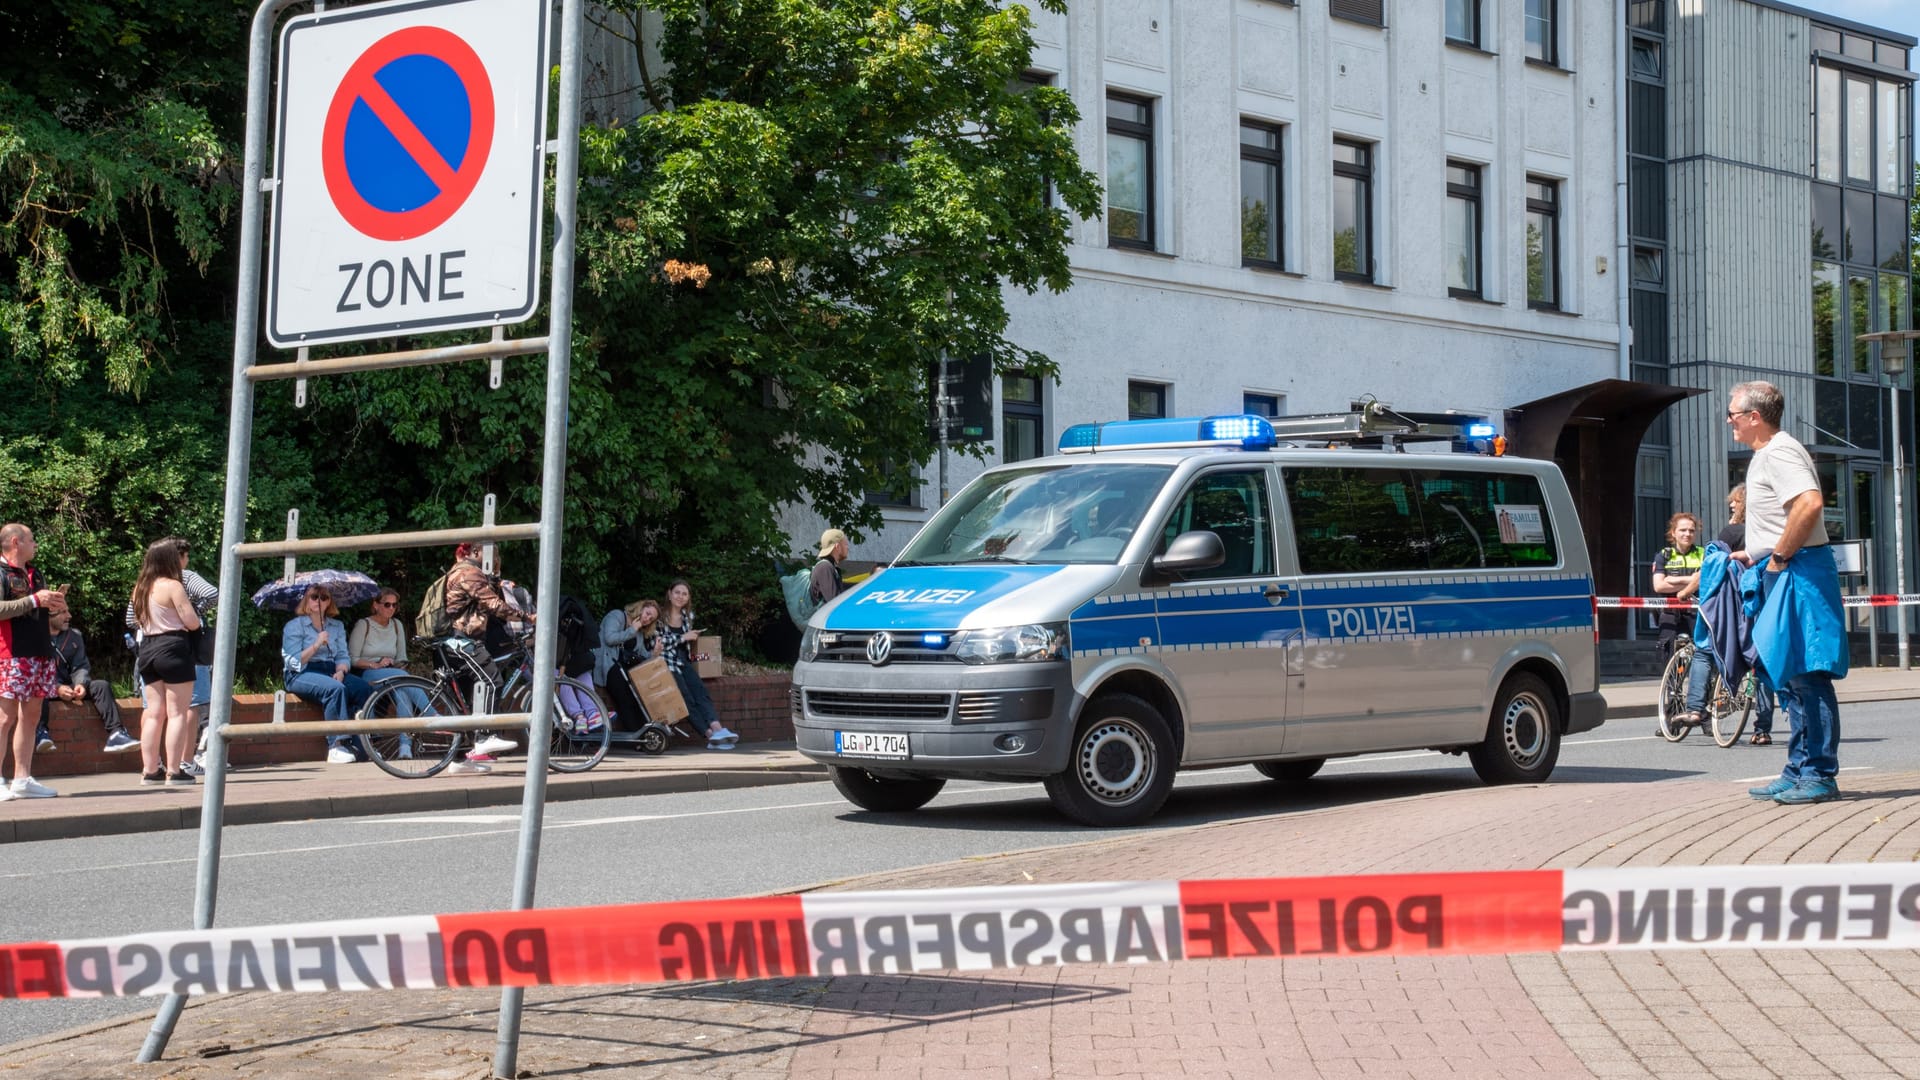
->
[1816,65,1912,196]
[1331,0,1384,27]
[1445,0,1480,47]
[1525,177,1560,310]
[1630,245,1664,287]
[1243,392,1283,417]
[1017,72,1055,208]
[1629,36,1661,79]
[1813,261,1840,377]
[1128,381,1167,420]
[1333,139,1374,283]
[1445,161,1482,298]
[1524,0,1557,65]
[864,460,921,509]
[1001,374,1044,463]
[1240,121,1284,268]
[1106,93,1154,249]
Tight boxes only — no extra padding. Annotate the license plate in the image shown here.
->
[835,731,910,759]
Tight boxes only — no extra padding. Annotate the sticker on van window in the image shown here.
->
[1494,504,1546,544]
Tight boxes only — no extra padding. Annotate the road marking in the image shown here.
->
[351,814,527,825]
[1322,732,1661,768]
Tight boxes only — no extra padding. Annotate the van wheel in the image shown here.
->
[1044,693,1176,827]
[1468,673,1561,784]
[1255,758,1324,784]
[830,767,946,812]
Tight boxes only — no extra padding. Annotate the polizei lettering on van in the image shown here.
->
[855,588,979,606]
[1323,604,1417,638]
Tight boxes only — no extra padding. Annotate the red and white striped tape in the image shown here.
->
[1595,594,1920,610]
[5,865,1918,999]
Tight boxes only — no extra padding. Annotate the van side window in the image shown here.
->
[1159,469,1274,579]
[1283,466,1559,574]
[1412,469,1558,568]
[1282,467,1426,574]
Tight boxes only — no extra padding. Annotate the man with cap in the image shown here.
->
[811,528,849,607]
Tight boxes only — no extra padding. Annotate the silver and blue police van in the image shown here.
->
[793,412,1604,826]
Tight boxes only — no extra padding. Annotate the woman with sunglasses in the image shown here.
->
[130,538,202,785]
[350,587,430,718]
[282,586,374,763]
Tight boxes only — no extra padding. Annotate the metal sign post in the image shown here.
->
[138,0,580,1073]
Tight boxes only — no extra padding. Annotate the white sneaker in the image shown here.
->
[472,734,518,756]
[711,726,740,743]
[0,784,14,802]
[325,746,358,764]
[446,760,492,775]
[10,777,57,799]
[177,758,205,777]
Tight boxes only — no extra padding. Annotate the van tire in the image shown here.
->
[1468,673,1561,785]
[1254,758,1325,784]
[830,767,946,812]
[1044,693,1176,826]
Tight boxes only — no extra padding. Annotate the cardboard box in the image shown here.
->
[625,657,689,725]
[692,635,723,679]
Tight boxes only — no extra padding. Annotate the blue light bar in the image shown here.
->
[1056,414,1277,453]
[1467,422,1496,438]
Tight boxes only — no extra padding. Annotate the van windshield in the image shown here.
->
[896,463,1174,566]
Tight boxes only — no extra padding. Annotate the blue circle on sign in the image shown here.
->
[344,54,473,213]
[321,25,495,241]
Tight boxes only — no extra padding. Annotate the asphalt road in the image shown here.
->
[2,699,1910,1048]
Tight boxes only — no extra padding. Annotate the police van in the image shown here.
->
[793,411,1603,826]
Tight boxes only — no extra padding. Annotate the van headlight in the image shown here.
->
[953,623,1068,665]
[799,626,821,663]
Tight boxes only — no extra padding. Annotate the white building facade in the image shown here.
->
[837,0,1626,564]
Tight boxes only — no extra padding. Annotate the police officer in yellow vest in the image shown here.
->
[1651,512,1704,654]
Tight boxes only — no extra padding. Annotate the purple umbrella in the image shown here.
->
[250,569,382,612]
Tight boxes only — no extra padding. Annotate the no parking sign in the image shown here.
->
[267,0,550,347]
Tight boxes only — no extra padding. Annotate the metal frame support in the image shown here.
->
[138,0,582,1069]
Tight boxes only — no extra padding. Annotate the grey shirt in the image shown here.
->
[1743,431,1826,554]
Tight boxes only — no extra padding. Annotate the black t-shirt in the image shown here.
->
[1718,523,1744,550]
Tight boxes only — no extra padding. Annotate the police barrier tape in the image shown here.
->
[1594,594,1920,610]
[5,865,1920,999]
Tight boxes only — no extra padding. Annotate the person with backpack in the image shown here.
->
[812,528,849,605]
[433,544,525,760]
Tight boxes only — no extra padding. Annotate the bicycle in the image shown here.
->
[1656,638,1757,747]
[354,634,611,778]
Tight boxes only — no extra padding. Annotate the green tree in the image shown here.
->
[2,0,1097,679]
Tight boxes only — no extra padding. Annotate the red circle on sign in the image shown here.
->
[320,25,495,241]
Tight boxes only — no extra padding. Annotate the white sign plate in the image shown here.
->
[266,0,549,347]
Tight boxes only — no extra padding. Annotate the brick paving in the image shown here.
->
[8,768,1920,1079]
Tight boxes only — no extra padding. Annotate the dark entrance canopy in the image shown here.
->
[1506,378,1706,635]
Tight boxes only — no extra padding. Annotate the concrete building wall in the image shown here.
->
[795,0,1624,559]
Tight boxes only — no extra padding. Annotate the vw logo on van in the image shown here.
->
[865,631,894,666]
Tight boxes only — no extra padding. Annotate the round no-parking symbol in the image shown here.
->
[321,26,495,242]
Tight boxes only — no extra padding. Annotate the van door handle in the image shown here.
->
[1264,584,1290,605]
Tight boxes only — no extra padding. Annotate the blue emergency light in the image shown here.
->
[1467,422,1496,438]
[1057,414,1278,454]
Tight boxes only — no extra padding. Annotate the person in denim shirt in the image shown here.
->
[282,586,373,763]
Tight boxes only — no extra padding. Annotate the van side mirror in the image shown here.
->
[1150,530,1225,580]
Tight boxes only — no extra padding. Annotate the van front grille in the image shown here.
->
[805,691,953,722]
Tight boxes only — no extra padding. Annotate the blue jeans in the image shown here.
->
[1777,672,1839,782]
[358,667,431,716]
[191,665,211,709]
[286,664,374,749]
[1684,651,1776,733]
[674,668,718,733]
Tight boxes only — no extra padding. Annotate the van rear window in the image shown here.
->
[1283,467,1558,574]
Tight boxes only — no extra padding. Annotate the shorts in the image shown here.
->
[0,656,57,701]
[137,632,198,685]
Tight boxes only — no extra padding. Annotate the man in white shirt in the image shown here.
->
[1727,380,1843,805]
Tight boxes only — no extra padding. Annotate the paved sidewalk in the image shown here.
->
[7,765,1920,1079]
[7,666,1920,844]
[0,744,825,844]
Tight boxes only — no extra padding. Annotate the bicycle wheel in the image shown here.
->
[1713,671,1753,748]
[547,675,611,773]
[357,677,463,779]
[1656,645,1693,742]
